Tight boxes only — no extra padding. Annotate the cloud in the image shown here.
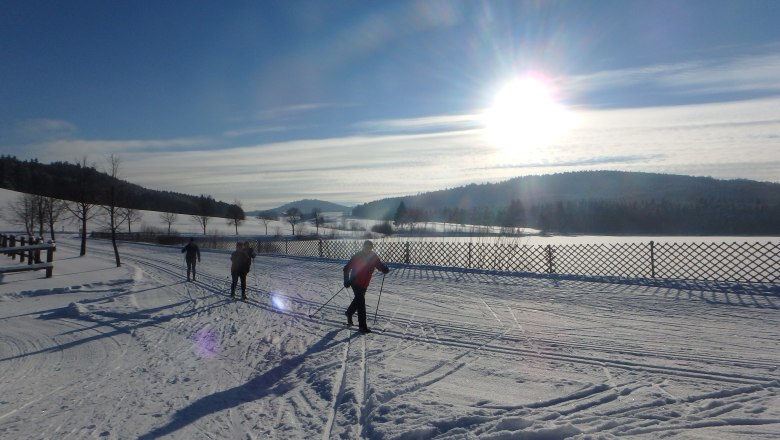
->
[353,114,482,134]
[29,136,214,161]
[569,46,780,102]
[13,118,78,141]
[11,94,779,210]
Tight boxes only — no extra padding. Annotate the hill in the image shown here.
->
[0,156,239,218]
[250,199,351,217]
[352,171,780,235]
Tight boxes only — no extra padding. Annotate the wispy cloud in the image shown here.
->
[32,136,214,160]
[353,114,481,134]
[569,46,780,103]
[13,118,78,141]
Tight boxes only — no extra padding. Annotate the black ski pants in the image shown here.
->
[186,258,197,280]
[231,270,248,298]
[346,285,368,329]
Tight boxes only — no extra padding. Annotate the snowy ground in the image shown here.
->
[1,236,779,439]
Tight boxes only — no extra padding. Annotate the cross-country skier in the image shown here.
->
[343,240,389,333]
[181,237,201,281]
[230,242,251,300]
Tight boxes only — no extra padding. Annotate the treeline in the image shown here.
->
[354,171,780,235]
[0,156,238,218]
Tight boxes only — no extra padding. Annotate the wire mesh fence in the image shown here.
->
[245,238,779,283]
[95,232,779,283]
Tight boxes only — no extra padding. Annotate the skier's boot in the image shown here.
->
[359,327,372,334]
[345,312,354,327]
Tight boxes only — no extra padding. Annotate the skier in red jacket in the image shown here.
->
[343,240,389,333]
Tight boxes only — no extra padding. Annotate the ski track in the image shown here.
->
[1,237,778,439]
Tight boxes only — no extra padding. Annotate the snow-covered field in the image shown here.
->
[1,234,778,439]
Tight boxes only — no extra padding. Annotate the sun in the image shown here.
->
[482,76,572,155]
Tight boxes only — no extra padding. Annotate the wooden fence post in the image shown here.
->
[404,242,410,265]
[20,237,26,263]
[46,241,55,278]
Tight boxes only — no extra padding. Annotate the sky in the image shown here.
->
[2,0,779,210]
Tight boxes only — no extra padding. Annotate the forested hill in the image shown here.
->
[249,199,351,217]
[0,156,239,217]
[352,171,780,235]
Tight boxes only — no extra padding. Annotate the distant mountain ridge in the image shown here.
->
[352,171,780,235]
[249,199,351,216]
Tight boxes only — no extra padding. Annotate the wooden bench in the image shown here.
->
[0,242,57,279]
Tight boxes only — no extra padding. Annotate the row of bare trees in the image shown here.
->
[2,155,217,268]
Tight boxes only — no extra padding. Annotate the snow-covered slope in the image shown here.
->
[1,236,778,439]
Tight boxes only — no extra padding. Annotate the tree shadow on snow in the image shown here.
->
[137,328,346,440]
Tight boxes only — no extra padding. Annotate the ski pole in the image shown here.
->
[372,274,385,325]
[309,285,346,317]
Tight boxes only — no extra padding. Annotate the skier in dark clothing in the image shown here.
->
[181,238,201,281]
[230,242,252,300]
[343,240,389,333]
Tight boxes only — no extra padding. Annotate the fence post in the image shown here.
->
[649,241,655,278]
[546,245,554,274]
[20,237,26,263]
[404,242,410,264]
[34,237,42,263]
[10,236,16,259]
[319,239,323,258]
[46,241,55,278]
[285,240,288,255]
[468,242,472,269]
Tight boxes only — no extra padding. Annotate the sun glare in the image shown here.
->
[483,76,572,156]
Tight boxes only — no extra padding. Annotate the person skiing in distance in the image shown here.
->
[230,241,251,300]
[181,237,201,281]
[343,240,389,333]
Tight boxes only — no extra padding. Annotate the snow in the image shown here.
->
[1,234,778,439]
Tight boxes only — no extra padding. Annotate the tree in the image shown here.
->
[44,197,67,241]
[393,201,408,230]
[192,195,216,235]
[256,211,276,236]
[502,199,526,233]
[122,208,143,233]
[99,154,124,267]
[65,156,98,256]
[226,200,246,235]
[284,207,302,235]
[160,212,178,235]
[8,193,37,235]
[311,208,324,236]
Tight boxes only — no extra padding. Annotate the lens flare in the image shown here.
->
[271,294,289,311]
[192,326,219,359]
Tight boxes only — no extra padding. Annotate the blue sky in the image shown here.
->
[2,0,779,209]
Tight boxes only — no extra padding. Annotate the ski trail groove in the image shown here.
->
[322,330,350,440]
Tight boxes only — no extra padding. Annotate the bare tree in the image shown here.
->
[311,208,324,236]
[284,207,302,236]
[45,197,67,241]
[192,195,216,235]
[122,208,144,233]
[256,210,276,236]
[9,193,37,235]
[65,156,97,256]
[226,200,245,235]
[160,212,178,235]
[100,154,124,267]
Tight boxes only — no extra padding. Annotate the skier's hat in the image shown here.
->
[363,240,373,249]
